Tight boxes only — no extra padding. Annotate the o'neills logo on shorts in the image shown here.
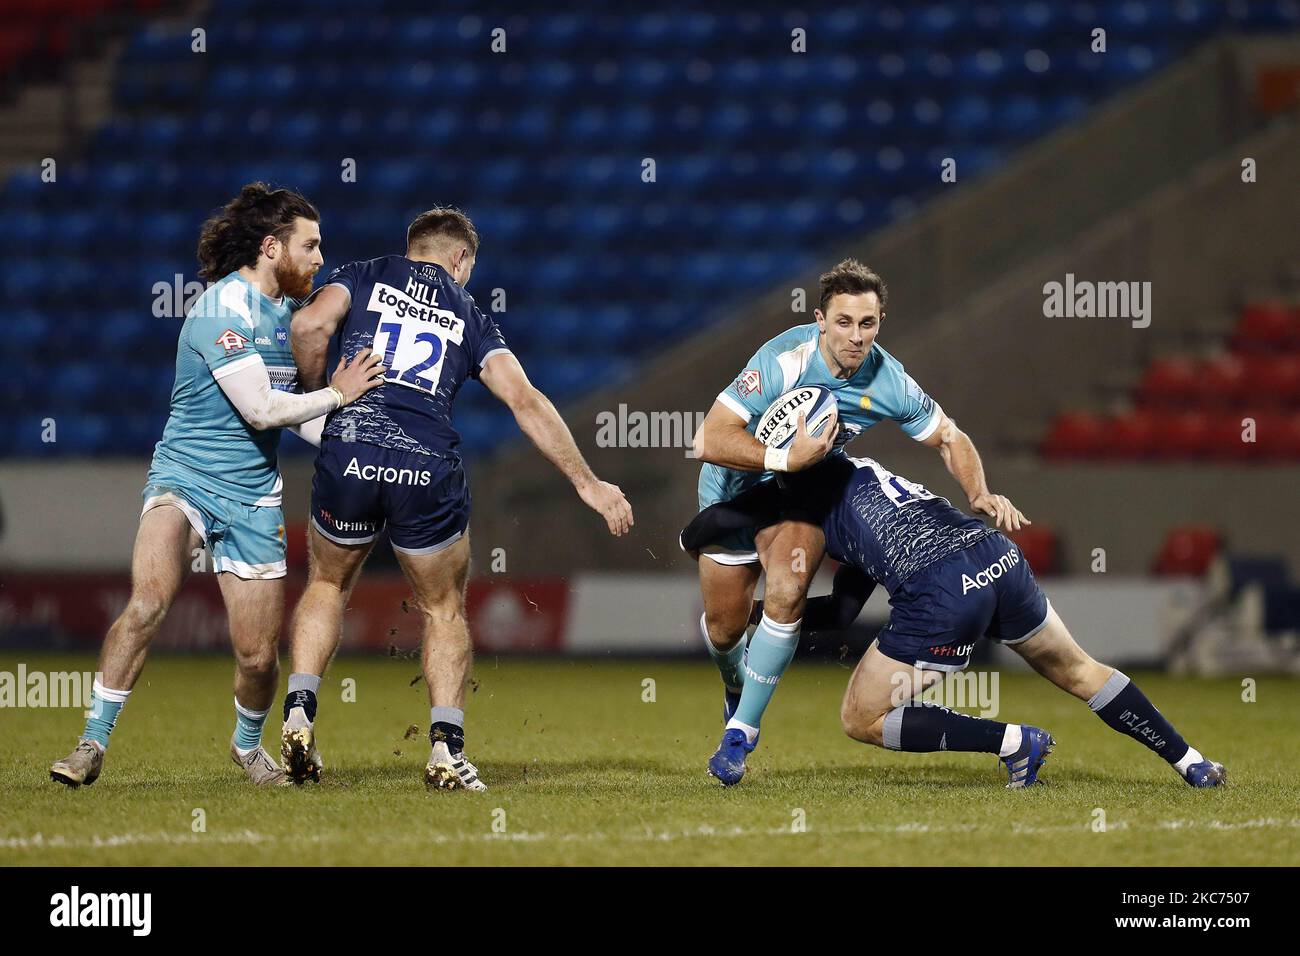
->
[344,457,433,486]
[961,547,1020,594]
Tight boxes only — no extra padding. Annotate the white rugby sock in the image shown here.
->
[725,718,760,746]
[998,724,1023,758]
[1173,746,1204,776]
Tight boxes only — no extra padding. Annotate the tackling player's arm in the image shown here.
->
[289,284,351,391]
[216,349,384,431]
[479,352,633,536]
[918,409,1030,532]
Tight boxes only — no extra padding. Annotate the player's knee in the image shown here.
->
[234,645,278,681]
[416,590,466,627]
[840,700,885,746]
[305,564,354,595]
[761,573,807,623]
[704,607,745,647]
[119,593,169,638]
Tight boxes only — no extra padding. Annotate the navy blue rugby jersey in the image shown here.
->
[819,456,995,592]
[313,255,511,458]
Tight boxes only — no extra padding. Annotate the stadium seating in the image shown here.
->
[1005,524,1060,576]
[5,1,1299,457]
[1044,302,1300,461]
[0,0,168,95]
[1152,524,1222,576]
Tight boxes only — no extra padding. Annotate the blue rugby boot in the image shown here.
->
[708,727,756,787]
[1001,725,1054,788]
[1183,758,1227,788]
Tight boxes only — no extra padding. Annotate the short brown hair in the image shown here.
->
[818,258,887,313]
[406,207,479,255]
[196,182,319,282]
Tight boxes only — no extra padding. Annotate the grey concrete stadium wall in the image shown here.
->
[1,457,1297,577]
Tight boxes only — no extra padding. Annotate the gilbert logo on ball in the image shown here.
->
[754,385,836,449]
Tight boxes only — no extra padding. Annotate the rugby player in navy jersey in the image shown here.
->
[281,208,632,790]
[682,455,1226,789]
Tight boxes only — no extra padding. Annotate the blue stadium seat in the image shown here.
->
[1,0,1270,457]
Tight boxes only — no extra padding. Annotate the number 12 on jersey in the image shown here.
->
[373,320,445,392]
[364,280,465,393]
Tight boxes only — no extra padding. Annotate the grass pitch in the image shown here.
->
[2,653,1297,866]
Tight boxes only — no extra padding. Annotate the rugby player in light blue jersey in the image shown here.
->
[691,259,1028,785]
[50,184,384,789]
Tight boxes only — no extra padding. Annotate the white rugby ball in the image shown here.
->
[754,385,837,450]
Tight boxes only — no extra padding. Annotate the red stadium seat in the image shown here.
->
[1256,410,1300,461]
[1232,302,1297,352]
[1137,355,1199,406]
[1006,525,1060,575]
[1238,353,1300,407]
[1200,354,1247,406]
[1041,411,1106,459]
[1152,525,1222,576]
[1105,409,1162,459]
[1205,410,1259,461]
[1153,409,1213,459]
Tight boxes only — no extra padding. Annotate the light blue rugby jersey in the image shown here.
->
[699,323,942,507]
[150,272,298,506]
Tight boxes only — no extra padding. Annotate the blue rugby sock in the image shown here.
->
[700,613,745,693]
[430,707,466,752]
[283,672,321,722]
[233,698,270,753]
[728,613,800,742]
[82,680,130,749]
[882,702,1010,754]
[1088,670,1189,765]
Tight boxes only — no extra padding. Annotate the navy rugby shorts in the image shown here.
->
[311,437,469,555]
[875,532,1050,671]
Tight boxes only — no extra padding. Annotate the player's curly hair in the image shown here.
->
[818,259,888,313]
[196,182,319,282]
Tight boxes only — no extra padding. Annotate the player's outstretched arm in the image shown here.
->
[290,284,350,391]
[480,352,632,536]
[693,401,838,473]
[216,349,384,431]
[919,410,1030,532]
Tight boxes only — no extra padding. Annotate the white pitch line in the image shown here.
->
[2,817,1297,851]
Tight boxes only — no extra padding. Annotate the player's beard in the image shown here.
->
[276,253,317,300]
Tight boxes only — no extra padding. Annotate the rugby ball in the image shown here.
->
[754,385,837,450]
